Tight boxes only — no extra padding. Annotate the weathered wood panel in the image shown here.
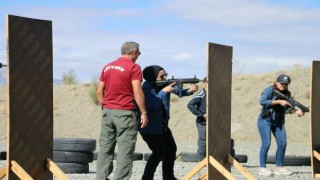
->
[207,42,232,180]
[311,61,320,177]
[7,15,53,180]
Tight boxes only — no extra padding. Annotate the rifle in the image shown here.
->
[0,63,7,68]
[154,76,202,98]
[273,89,310,113]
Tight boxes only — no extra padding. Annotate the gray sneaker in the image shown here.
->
[274,167,293,175]
[258,168,273,176]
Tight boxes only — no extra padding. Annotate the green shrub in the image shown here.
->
[89,79,99,105]
[62,70,78,85]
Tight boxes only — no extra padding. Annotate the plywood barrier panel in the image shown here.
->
[311,61,320,176]
[7,15,53,180]
[207,42,232,179]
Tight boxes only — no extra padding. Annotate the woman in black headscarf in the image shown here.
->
[139,65,198,180]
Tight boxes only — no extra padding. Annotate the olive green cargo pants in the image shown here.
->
[96,108,138,180]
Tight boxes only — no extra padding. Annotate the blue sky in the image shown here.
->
[0,0,319,82]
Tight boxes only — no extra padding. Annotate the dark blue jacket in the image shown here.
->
[259,86,289,123]
[139,81,193,134]
[187,88,206,125]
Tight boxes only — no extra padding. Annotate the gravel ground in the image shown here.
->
[0,139,315,179]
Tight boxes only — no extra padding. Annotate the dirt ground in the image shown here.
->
[0,66,311,145]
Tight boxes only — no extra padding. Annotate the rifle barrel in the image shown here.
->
[273,89,309,112]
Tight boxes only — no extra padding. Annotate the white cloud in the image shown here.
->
[0,1,319,82]
[172,52,194,61]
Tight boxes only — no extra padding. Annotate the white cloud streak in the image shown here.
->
[0,1,319,82]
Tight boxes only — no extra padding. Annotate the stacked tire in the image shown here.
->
[178,139,247,163]
[231,138,248,163]
[53,138,96,174]
[93,152,144,161]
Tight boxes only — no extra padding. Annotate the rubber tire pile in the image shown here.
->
[164,139,248,163]
[53,138,96,174]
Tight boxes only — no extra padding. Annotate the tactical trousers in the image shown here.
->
[196,122,206,160]
[140,128,177,180]
[96,108,138,180]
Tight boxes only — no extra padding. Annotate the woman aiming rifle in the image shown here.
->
[257,74,305,177]
[139,65,198,180]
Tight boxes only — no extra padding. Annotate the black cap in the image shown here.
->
[277,74,291,84]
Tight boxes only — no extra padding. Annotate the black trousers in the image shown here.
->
[140,128,177,180]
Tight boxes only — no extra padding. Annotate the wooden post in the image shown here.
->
[181,158,207,180]
[228,155,256,180]
[11,161,33,180]
[47,158,70,180]
[207,42,232,179]
[0,166,6,179]
[4,14,67,180]
[311,61,320,178]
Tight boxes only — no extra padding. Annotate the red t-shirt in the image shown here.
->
[99,57,142,110]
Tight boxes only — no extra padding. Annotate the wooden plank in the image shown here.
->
[7,15,53,179]
[228,154,256,180]
[11,161,33,180]
[181,158,207,180]
[314,150,320,161]
[47,158,70,180]
[207,42,232,179]
[0,166,6,179]
[209,156,235,180]
[199,173,207,180]
[310,61,320,177]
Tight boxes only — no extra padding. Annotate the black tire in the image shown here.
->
[180,152,201,162]
[231,148,235,157]
[144,153,151,161]
[0,151,6,160]
[180,152,248,163]
[54,138,96,152]
[231,138,234,148]
[234,154,248,163]
[93,152,143,161]
[114,152,143,161]
[266,155,310,166]
[57,163,89,174]
[53,151,94,163]
[93,151,98,160]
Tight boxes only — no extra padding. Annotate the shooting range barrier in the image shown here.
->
[0,15,68,180]
[182,50,318,179]
[182,43,256,180]
[311,60,320,178]
[0,15,318,180]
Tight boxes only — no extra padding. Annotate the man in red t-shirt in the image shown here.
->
[96,41,148,180]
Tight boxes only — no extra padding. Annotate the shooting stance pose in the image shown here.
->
[257,74,306,177]
[139,65,198,180]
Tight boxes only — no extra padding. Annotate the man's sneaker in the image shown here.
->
[274,167,293,175]
[258,168,273,176]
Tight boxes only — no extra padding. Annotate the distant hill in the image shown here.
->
[53,78,62,85]
[0,66,312,144]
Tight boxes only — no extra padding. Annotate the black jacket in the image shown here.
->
[187,88,207,125]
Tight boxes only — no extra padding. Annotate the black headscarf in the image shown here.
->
[143,65,164,82]
[143,65,166,92]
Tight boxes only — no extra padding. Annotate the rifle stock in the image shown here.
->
[273,89,309,113]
